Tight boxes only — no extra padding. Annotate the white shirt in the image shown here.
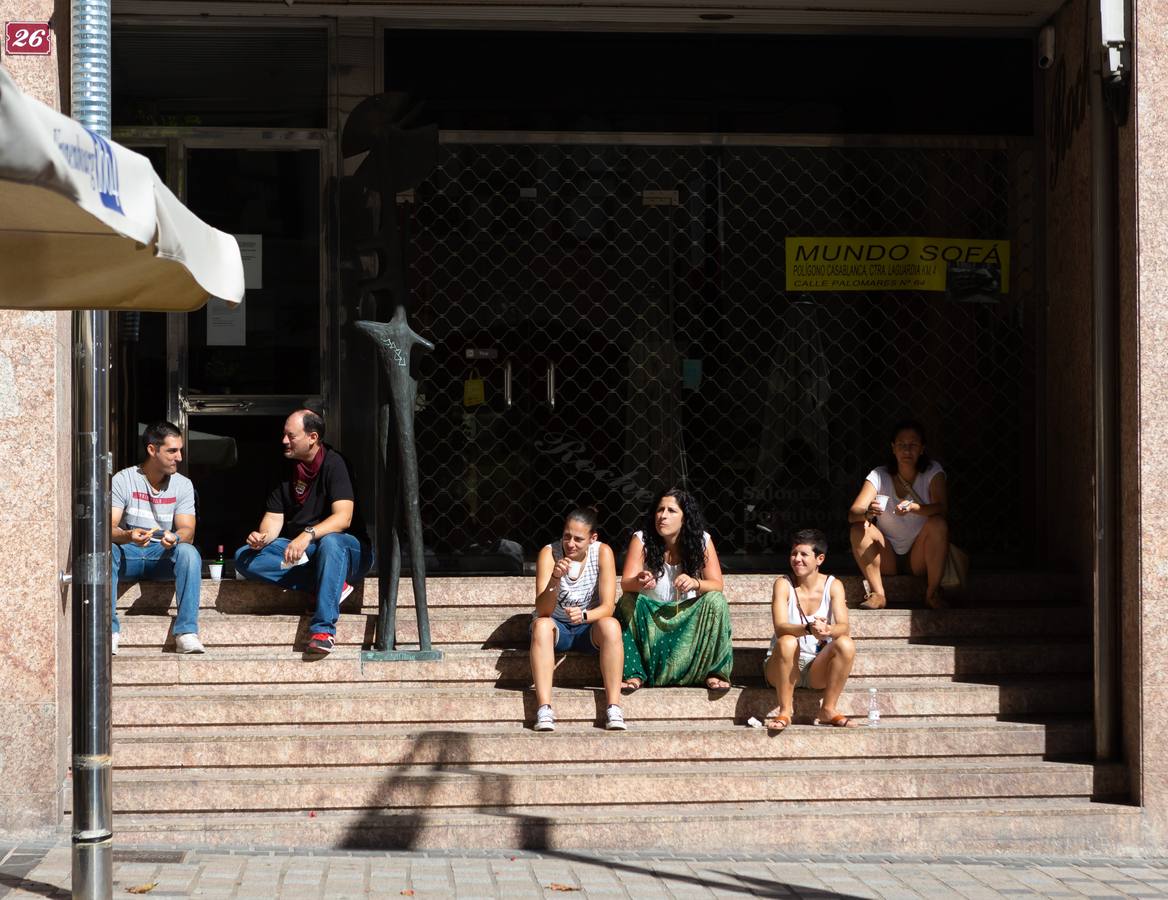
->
[632,530,710,604]
[865,460,945,555]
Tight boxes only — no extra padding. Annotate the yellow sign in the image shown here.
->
[785,237,1009,293]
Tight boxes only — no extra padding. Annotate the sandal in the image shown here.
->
[817,713,859,728]
[764,714,791,732]
[621,677,643,694]
[705,675,731,691]
[924,588,945,609]
[859,592,887,610]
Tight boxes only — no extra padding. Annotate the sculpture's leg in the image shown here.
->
[387,373,431,650]
[375,393,403,651]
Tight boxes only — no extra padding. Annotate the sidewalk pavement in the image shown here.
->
[3,841,1168,899]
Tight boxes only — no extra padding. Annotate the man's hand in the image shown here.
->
[159,530,178,549]
[564,605,585,625]
[635,570,657,592]
[129,528,154,547]
[284,533,312,566]
[246,531,270,550]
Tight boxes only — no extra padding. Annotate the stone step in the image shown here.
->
[104,797,1140,854]
[114,606,1092,648]
[111,679,1091,726]
[110,719,1093,768]
[116,571,1082,615]
[110,641,1089,687]
[99,758,1127,814]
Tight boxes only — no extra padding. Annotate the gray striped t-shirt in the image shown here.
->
[111,466,195,540]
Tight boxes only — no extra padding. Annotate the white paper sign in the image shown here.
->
[233,234,263,289]
[206,296,245,346]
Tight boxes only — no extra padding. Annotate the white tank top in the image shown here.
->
[542,540,602,623]
[767,574,836,661]
[632,530,711,604]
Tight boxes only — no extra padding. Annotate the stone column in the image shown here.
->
[0,0,73,834]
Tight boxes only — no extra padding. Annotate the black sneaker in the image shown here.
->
[306,632,335,654]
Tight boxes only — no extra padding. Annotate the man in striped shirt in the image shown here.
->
[110,421,204,655]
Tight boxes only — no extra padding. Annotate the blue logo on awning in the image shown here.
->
[53,126,124,215]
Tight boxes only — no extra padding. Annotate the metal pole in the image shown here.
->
[70,1,114,897]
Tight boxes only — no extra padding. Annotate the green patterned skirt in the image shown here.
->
[616,590,734,686]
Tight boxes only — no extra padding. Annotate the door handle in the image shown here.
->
[188,400,253,411]
[503,359,512,409]
[546,361,556,411]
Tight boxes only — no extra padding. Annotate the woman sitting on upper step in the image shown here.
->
[847,418,949,609]
[530,505,626,733]
[616,487,733,692]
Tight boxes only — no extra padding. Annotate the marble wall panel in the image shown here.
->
[1041,0,1096,595]
[0,11,71,836]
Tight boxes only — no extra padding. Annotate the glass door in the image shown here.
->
[169,138,330,558]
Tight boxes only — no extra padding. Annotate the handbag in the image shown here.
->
[941,543,970,591]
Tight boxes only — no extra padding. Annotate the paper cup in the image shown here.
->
[874,494,890,513]
[208,563,223,581]
[567,560,583,579]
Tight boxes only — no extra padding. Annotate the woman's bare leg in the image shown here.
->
[807,636,856,720]
[591,616,625,708]
[910,517,949,607]
[530,617,558,708]
[851,522,894,607]
[764,634,800,724]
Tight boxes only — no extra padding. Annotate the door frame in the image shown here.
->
[113,128,337,447]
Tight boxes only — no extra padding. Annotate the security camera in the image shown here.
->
[1038,25,1055,70]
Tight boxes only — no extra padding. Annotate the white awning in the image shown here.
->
[0,65,244,311]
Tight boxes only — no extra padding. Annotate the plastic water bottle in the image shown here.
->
[867,688,881,727]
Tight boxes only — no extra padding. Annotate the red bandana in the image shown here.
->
[292,446,326,506]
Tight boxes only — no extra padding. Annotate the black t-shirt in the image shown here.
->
[266,446,369,543]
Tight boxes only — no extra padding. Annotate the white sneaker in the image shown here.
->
[534,705,556,732]
[175,633,206,654]
[111,633,119,656]
[605,705,627,731]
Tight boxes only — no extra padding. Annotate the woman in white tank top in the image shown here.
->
[763,528,857,730]
[846,419,950,609]
[616,488,734,690]
[531,506,626,732]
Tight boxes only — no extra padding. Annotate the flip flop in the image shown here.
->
[764,714,791,732]
[817,713,858,728]
[621,678,643,694]
[858,593,887,610]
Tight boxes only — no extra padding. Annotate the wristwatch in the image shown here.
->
[304,526,317,540]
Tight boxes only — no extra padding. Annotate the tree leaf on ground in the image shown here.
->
[126,884,158,895]
[548,884,581,892]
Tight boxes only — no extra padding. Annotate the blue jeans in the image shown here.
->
[233,533,373,636]
[111,541,202,635]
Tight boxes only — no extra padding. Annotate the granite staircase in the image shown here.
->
[93,574,1139,854]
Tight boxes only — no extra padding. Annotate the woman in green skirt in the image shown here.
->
[617,488,733,690]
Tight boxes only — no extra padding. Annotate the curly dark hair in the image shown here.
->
[640,487,709,579]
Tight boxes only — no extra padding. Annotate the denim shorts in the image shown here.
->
[531,618,598,654]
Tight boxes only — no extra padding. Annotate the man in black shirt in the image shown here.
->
[234,409,374,654]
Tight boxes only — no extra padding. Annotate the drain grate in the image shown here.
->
[112,849,188,864]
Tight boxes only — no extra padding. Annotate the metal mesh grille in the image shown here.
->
[404,140,1033,568]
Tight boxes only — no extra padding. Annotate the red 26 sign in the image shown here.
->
[5,22,52,56]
